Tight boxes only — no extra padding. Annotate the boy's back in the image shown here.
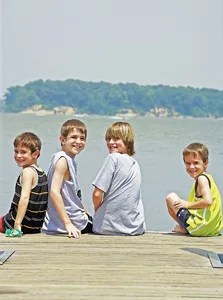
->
[42,151,88,233]
[0,132,48,236]
[4,165,48,233]
[42,119,92,238]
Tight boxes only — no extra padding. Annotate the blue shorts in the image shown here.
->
[177,208,190,232]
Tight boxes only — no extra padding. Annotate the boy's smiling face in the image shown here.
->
[184,153,208,179]
[14,145,39,168]
[106,138,127,154]
[60,128,86,157]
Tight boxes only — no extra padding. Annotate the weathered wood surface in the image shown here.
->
[0,232,223,299]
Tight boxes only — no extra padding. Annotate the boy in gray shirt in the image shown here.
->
[92,122,146,235]
[43,119,92,238]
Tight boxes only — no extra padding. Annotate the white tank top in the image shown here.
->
[42,151,88,233]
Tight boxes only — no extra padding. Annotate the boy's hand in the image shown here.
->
[65,223,81,238]
[14,223,22,232]
[173,199,188,210]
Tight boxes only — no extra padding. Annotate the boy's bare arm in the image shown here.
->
[50,157,81,238]
[188,176,212,209]
[92,187,104,211]
[14,167,36,231]
[174,176,212,210]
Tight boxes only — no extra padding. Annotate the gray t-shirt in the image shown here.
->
[92,153,146,235]
[42,151,88,233]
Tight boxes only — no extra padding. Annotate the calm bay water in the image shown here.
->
[1,113,223,231]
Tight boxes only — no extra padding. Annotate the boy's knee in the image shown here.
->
[166,192,177,204]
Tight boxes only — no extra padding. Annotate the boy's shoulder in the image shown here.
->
[196,172,211,183]
[51,151,76,169]
[197,173,214,182]
[19,166,39,185]
[107,153,136,164]
[22,165,40,173]
[52,150,72,160]
[196,173,219,190]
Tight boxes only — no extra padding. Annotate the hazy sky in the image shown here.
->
[1,0,223,97]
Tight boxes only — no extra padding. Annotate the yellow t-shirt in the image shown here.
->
[187,173,223,236]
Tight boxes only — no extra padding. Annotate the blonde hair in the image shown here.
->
[105,122,135,156]
[183,142,209,163]
[60,119,87,139]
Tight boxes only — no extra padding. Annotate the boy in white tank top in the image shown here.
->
[42,119,92,238]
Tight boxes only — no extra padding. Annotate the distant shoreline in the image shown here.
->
[1,104,222,119]
[1,111,223,121]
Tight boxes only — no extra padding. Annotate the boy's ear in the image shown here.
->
[33,150,40,159]
[60,135,65,145]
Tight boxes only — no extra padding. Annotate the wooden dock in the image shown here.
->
[0,232,223,299]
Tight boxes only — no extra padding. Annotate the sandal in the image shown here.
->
[5,229,23,237]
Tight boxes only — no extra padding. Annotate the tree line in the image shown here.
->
[2,79,223,117]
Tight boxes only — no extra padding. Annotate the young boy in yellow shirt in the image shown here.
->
[166,142,222,236]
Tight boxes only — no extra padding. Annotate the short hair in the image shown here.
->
[13,132,42,154]
[60,119,87,139]
[183,142,209,163]
[105,122,135,156]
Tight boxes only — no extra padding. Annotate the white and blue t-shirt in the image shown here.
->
[92,153,146,235]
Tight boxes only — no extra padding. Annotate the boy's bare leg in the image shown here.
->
[166,192,186,233]
[166,205,179,223]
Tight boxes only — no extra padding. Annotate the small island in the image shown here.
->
[1,79,223,118]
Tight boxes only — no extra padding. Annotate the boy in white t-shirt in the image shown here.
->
[92,121,146,235]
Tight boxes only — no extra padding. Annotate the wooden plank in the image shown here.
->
[0,232,223,299]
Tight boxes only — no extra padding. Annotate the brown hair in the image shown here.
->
[183,142,209,163]
[60,119,87,139]
[105,122,135,156]
[14,132,42,154]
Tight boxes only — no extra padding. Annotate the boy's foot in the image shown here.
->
[172,224,187,234]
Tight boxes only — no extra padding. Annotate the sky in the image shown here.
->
[1,0,223,97]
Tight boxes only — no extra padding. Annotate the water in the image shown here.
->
[1,113,223,231]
